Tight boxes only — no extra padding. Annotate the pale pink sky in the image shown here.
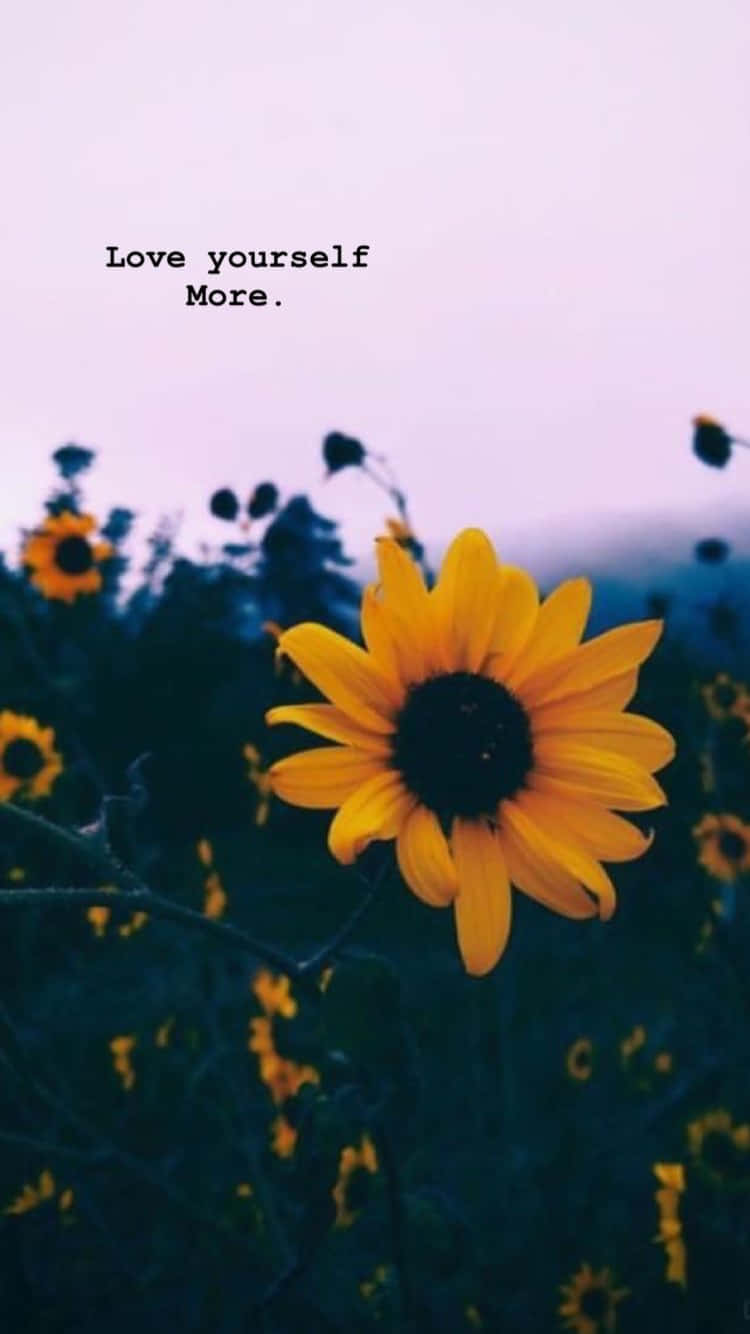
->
[2,0,749,563]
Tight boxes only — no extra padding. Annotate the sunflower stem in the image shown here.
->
[297,851,391,974]
[0,799,146,894]
[0,886,311,981]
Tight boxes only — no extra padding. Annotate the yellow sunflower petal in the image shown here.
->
[266,703,393,751]
[432,528,500,672]
[504,578,592,688]
[276,624,402,731]
[361,584,402,683]
[532,741,667,810]
[396,804,458,907]
[503,799,617,919]
[269,747,385,809]
[327,770,414,864]
[451,818,512,975]
[486,565,539,667]
[518,620,663,707]
[516,789,653,862]
[496,818,598,918]
[531,668,639,714]
[375,538,436,679]
[533,708,675,772]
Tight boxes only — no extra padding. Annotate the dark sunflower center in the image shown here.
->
[719,831,746,862]
[714,682,737,709]
[701,1130,742,1177]
[55,535,94,575]
[392,672,533,820]
[3,738,44,780]
[579,1287,609,1321]
[345,1166,373,1212]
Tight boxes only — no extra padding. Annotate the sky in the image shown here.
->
[2,0,749,569]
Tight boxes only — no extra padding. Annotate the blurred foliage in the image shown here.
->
[0,441,748,1333]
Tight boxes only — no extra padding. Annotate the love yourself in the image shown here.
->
[105,245,370,273]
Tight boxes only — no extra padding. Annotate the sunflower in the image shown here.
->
[687,1109,750,1191]
[252,967,298,1019]
[558,1264,629,1333]
[332,1133,379,1228]
[652,1163,687,1287]
[566,1037,593,1082]
[267,530,673,976]
[701,673,750,725]
[270,1113,298,1159]
[0,712,63,801]
[693,813,750,882]
[23,511,112,602]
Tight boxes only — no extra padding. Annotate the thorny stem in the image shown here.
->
[0,800,388,985]
[296,853,390,975]
[0,886,307,980]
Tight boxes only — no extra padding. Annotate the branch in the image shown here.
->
[0,886,304,980]
[0,801,390,982]
[0,799,145,893]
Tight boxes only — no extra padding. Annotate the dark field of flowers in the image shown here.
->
[0,427,749,1334]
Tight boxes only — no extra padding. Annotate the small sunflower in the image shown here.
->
[267,530,673,976]
[332,1133,379,1228]
[652,1163,687,1287]
[701,673,750,724]
[687,1109,750,1191]
[566,1037,593,1082]
[0,712,63,801]
[109,1035,137,1091]
[252,967,298,1019]
[23,511,112,603]
[693,813,750,882]
[558,1264,629,1333]
[270,1113,298,1159]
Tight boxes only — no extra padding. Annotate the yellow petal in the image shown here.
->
[496,816,598,918]
[518,620,663,708]
[396,804,458,907]
[486,565,539,668]
[503,799,617,920]
[517,789,654,862]
[361,584,402,682]
[277,623,402,731]
[432,529,500,672]
[266,703,393,752]
[269,747,385,809]
[504,578,592,688]
[532,740,667,810]
[531,667,638,714]
[375,538,436,680]
[327,770,414,864]
[533,708,675,772]
[451,818,512,975]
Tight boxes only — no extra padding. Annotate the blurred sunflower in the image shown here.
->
[558,1263,629,1333]
[687,1109,750,1191]
[0,712,62,801]
[693,813,750,882]
[692,415,732,468]
[652,1163,687,1286]
[23,511,112,602]
[566,1037,593,1082]
[332,1133,379,1228]
[267,530,673,976]
[701,673,750,724]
